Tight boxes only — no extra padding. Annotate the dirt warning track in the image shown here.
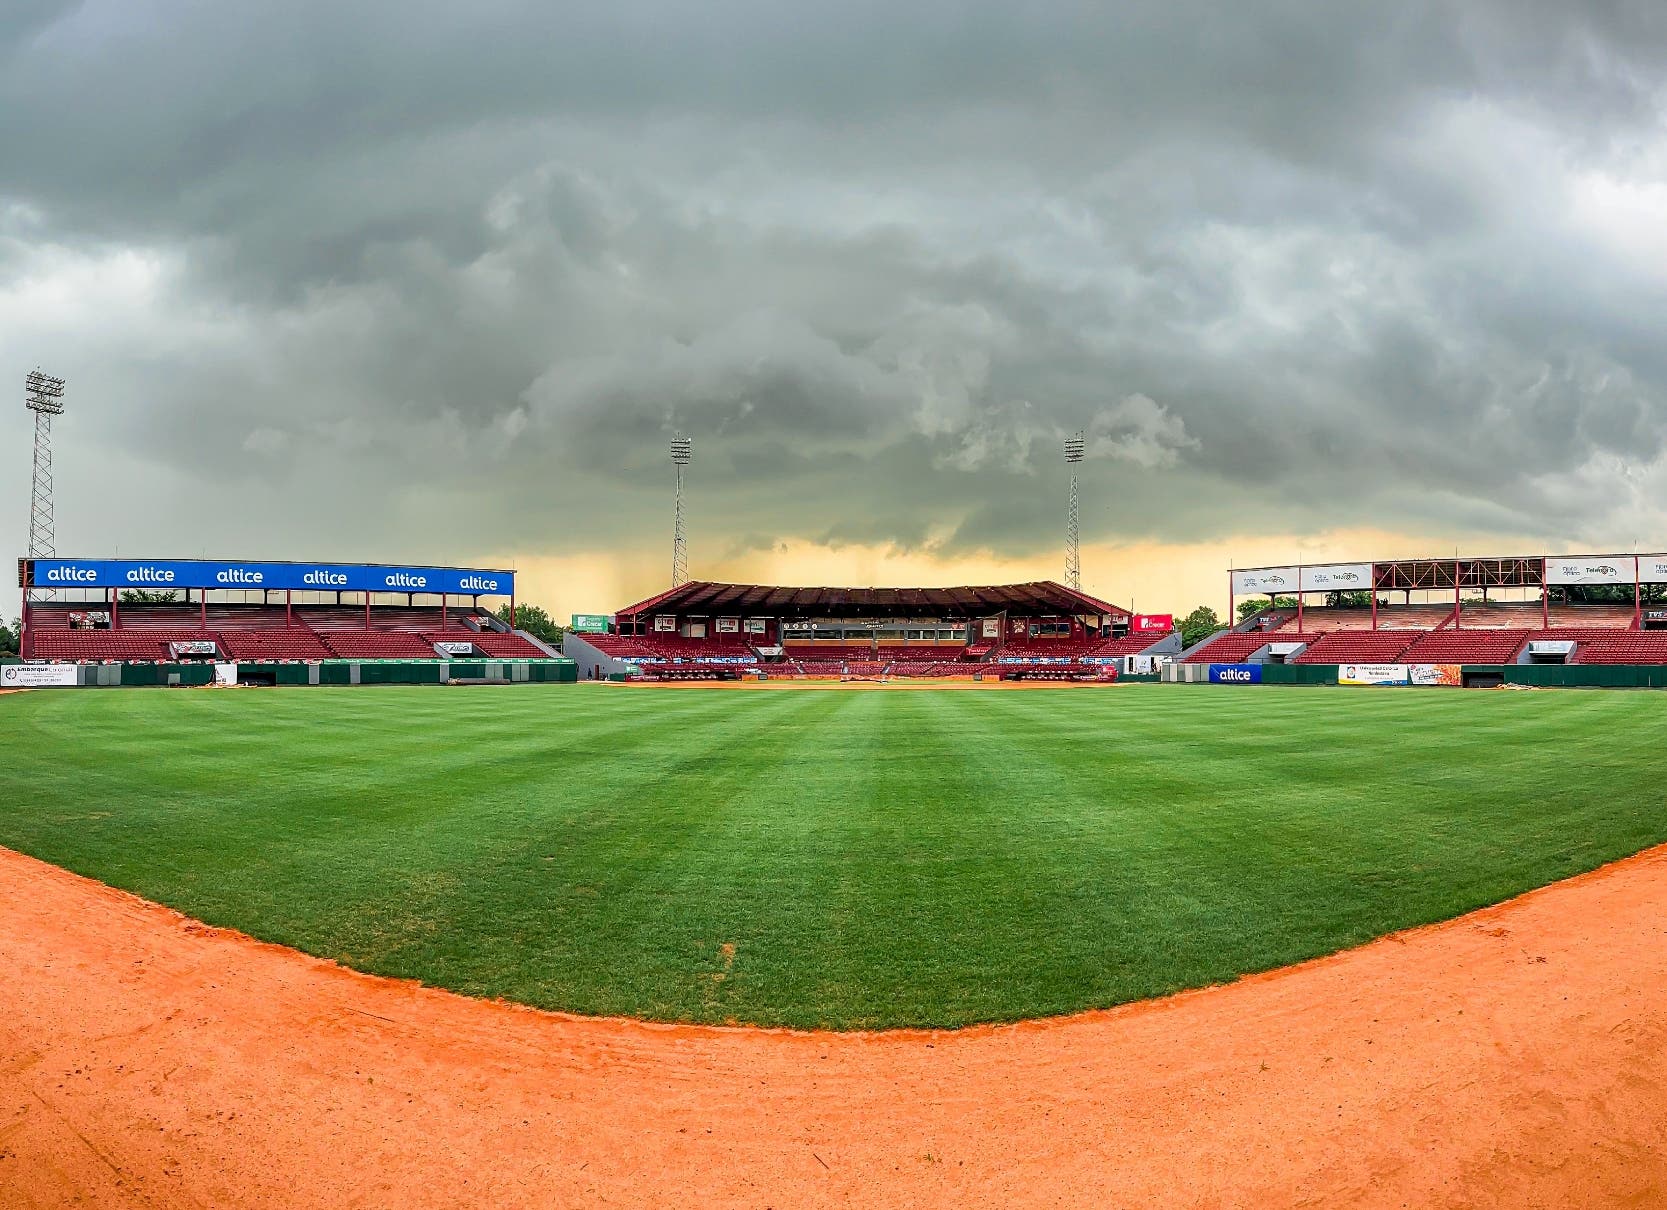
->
[3,845,1666,1208]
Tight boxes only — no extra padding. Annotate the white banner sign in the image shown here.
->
[1546,557,1632,586]
[1,664,80,688]
[213,662,239,686]
[1640,556,1667,583]
[434,641,475,656]
[1300,563,1373,593]
[1409,664,1464,687]
[1233,567,1299,595]
[1339,663,1410,686]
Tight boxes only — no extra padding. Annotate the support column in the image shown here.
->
[1636,556,1643,628]
[441,596,448,630]
[1370,564,1379,630]
[1542,558,1549,630]
[286,589,293,629]
[1227,571,1235,632]
[199,588,207,630]
[1296,564,1305,632]
[364,594,371,629]
[20,596,31,660]
[510,589,517,631]
[111,587,120,630]
[1454,559,1462,629]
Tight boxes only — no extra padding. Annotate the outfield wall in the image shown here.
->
[1161,663,1667,689]
[1,659,577,689]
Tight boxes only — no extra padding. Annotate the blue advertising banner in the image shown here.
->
[25,558,514,596]
[1208,663,1263,684]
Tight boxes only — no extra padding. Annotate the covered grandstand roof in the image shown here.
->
[615,581,1128,621]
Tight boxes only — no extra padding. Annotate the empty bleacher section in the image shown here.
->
[1291,630,1416,664]
[1184,631,1311,664]
[1398,629,1532,664]
[577,579,1141,679]
[29,628,220,662]
[1564,631,1667,664]
[18,558,538,665]
[216,629,334,661]
[316,630,440,659]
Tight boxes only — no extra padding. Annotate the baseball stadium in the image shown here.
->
[6,8,1667,1201]
[7,524,1667,1205]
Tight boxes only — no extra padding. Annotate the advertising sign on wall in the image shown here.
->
[1130,614,1174,633]
[744,618,768,634]
[716,618,740,634]
[1546,557,1632,586]
[213,663,239,687]
[1409,664,1464,687]
[1641,556,1667,582]
[1339,663,1411,686]
[981,620,1000,639]
[1208,663,1262,684]
[1232,568,1298,595]
[653,615,677,633]
[434,641,475,656]
[0,664,80,688]
[23,558,515,597]
[569,614,611,633]
[1299,563,1373,593]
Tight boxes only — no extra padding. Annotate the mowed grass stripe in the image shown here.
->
[1,684,1664,1029]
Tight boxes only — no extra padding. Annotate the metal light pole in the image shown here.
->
[670,434,692,587]
[24,370,66,599]
[1064,431,1084,591]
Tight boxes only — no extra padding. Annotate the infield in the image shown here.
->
[1,683,1663,1029]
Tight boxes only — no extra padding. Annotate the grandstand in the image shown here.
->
[17,557,555,664]
[1181,554,1667,671]
[563,581,1177,681]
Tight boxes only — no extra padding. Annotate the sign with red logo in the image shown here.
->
[1131,614,1173,633]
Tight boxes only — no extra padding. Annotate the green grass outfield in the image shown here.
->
[1,683,1663,1029]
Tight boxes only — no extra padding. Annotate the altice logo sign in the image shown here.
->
[44,564,99,582]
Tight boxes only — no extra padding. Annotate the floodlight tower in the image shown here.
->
[670,434,692,587]
[1064,430,1085,591]
[24,370,67,598]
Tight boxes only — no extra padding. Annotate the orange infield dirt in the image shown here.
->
[4,846,1667,1208]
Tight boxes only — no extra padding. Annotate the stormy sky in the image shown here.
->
[4,1,1667,616]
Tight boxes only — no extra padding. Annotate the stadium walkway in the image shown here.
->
[2,843,1665,1208]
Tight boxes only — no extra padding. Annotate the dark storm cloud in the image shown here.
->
[3,0,1667,575]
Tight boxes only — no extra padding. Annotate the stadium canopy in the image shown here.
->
[1230,553,1667,593]
[615,581,1128,621]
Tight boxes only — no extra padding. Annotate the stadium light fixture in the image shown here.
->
[671,434,692,587]
[24,370,67,599]
[1064,431,1084,591]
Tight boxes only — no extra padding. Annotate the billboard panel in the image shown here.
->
[1130,614,1173,633]
[1208,663,1262,684]
[1409,664,1463,687]
[1545,557,1632,586]
[569,614,611,633]
[1232,567,1298,595]
[1299,563,1373,593]
[1640,556,1667,583]
[1,664,79,688]
[1339,663,1410,686]
[24,558,515,596]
